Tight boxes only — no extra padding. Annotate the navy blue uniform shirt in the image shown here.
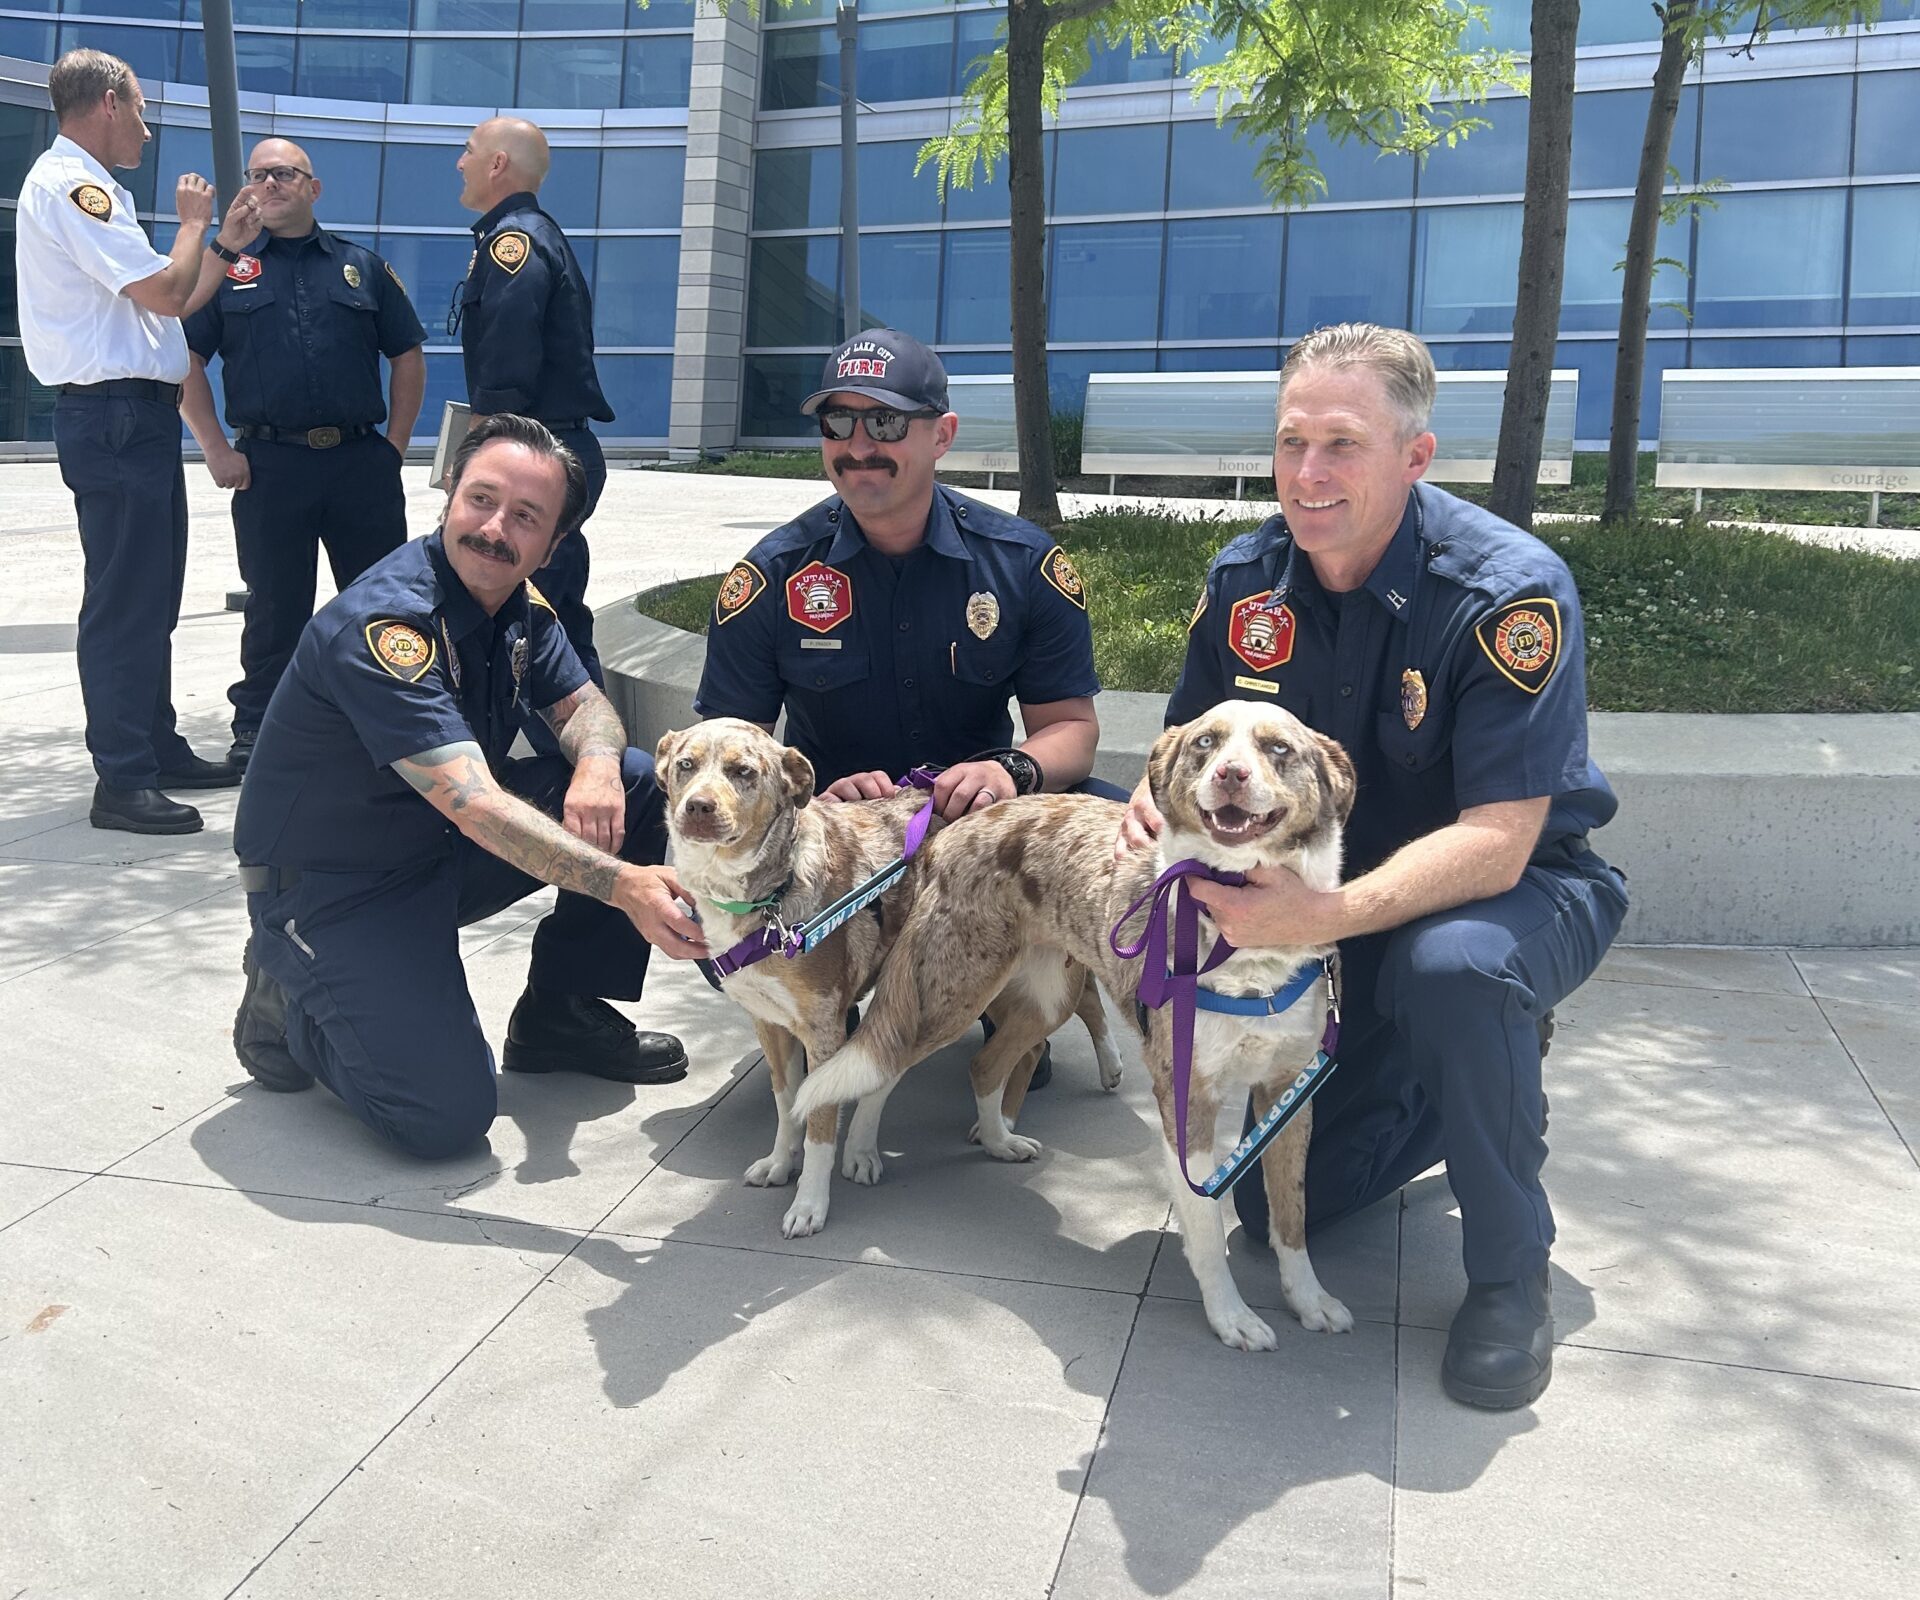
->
[695,484,1101,788]
[458,192,611,425]
[183,226,425,430]
[1167,481,1615,878]
[234,533,589,872]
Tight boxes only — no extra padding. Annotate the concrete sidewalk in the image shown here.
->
[2,463,1917,1599]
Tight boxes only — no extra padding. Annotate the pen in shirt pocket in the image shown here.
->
[950,640,957,673]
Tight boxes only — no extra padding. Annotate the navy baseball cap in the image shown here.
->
[800,328,950,416]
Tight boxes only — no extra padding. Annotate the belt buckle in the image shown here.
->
[307,426,342,449]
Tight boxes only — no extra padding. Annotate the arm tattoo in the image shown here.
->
[393,742,623,903]
[543,683,628,768]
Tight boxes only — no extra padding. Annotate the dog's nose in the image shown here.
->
[1212,759,1251,787]
[682,795,716,819]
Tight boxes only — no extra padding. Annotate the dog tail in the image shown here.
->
[790,1037,892,1120]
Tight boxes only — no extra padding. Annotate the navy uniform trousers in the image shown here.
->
[521,424,605,760]
[244,748,665,1159]
[53,391,196,787]
[230,432,407,737]
[1233,839,1628,1283]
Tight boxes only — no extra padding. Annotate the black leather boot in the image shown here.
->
[157,752,244,789]
[1442,1267,1553,1409]
[90,782,202,835]
[503,987,688,1084]
[233,939,313,1093]
[227,729,257,772]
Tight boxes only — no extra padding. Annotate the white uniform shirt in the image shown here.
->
[14,135,187,386]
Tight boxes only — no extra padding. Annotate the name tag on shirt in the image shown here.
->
[800,638,843,651]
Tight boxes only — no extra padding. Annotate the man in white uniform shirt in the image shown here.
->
[15,49,262,833]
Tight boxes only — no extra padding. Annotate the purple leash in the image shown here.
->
[1111,860,1339,1197]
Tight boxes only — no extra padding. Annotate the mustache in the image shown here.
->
[458,533,516,563]
[833,455,896,476]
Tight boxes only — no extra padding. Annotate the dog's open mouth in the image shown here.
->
[1201,803,1282,845]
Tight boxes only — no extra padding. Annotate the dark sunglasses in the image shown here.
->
[244,165,312,185]
[817,406,941,444]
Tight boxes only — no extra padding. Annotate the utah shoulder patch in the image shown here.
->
[1042,545,1087,609]
[715,560,766,624]
[489,230,531,274]
[366,619,436,682]
[384,259,406,293]
[69,183,113,221]
[1476,597,1562,693]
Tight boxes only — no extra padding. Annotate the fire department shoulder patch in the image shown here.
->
[715,560,766,624]
[1476,597,1562,693]
[489,230,531,274]
[70,183,112,221]
[1227,591,1296,673]
[1042,546,1087,609]
[366,620,436,682]
[384,260,406,293]
[786,560,853,634]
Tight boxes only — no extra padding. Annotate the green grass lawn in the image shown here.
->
[634,510,1920,713]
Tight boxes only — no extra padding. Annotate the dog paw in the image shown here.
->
[781,1197,829,1238]
[842,1146,885,1185]
[1290,1289,1354,1335]
[1208,1303,1279,1352]
[1098,1061,1123,1092]
[981,1132,1043,1163]
[743,1154,795,1188]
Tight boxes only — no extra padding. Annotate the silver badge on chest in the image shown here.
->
[965,591,1000,641]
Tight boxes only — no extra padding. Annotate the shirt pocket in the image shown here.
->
[779,637,872,697]
[1374,705,1450,779]
[327,278,380,320]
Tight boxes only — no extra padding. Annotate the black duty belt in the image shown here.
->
[58,378,183,405]
[236,423,375,449]
[238,864,302,894]
[539,419,588,434]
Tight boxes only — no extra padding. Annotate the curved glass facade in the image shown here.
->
[5,1,1920,450]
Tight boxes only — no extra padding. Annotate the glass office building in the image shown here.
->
[4,0,1918,450]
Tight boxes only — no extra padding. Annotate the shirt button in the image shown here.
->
[1405,754,1418,767]
[910,728,923,741]
[903,677,915,689]
[983,670,994,682]
[814,674,827,687]
[897,621,911,633]
[1340,684,1353,697]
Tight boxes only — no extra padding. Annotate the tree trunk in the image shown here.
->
[1490,0,1580,531]
[1006,0,1060,526]
[1604,0,1695,525]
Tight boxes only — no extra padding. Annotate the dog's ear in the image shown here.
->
[1315,733,1358,824]
[781,745,816,808]
[1146,723,1186,814]
[654,729,683,788]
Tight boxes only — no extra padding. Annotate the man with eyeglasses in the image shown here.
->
[181,137,427,774]
[695,329,1121,1086]
[453,116,611,745]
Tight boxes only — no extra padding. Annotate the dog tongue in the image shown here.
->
[1212,805,1251,828]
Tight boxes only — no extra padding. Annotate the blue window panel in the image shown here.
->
[860,16,952,103]
[1077,34,1172,87]
[1162,215,1281,342]
[625,32,692,108]
[1418,97,1528,199]
[762,26,836,111]
[747,236,841,347]
[544,146,601,228]
[954,8,1004,95]
[1426,341,1509,371]
[231,33,296,95]
[1577,0,1664,45]
[417,350,468,443]
[1306,124,1415,205]
[1694,189,1845,329]
[409,38,516,107]
[601,146,686,230]
[1849,185,1920,327]
[944,144,1025,223]
[305,138,384,225]
[1,344,58,443]
[380,144,468,229]
[861,140,942,226]
[414,0,521,26]
[631,0,697,26]
[1561,196,1689,334]
[1700,75,1852,185]
[1848,335,1920,366]
[55,23,174,85]
[1855,70,1920,179]
[0,102,50,198]
[519,37,624,110]
[62,0,178,18]
[741,353,820,438]
[596,354,671,438]
[296,37,406,103]
[1160,345,1282,372]
[0,209,20,338]
[753,146,837,230]
[856,231,941,337]
[1572,86,1699,191]
[1054,123,1167,217]
[297,0,409,24]
[594,235,680,347]
[156,123,215,204]
[1413,204,1520,336]
[939,350,1011,375]
[1465,0,1529,51]
[0,19,56,65]
[378,232,477,341]
[230,0,298,23]
[1689,336,1844,369]
[940,228,1009,345]
[521,0,627,24]
[1550,336,1687,442]
[1168,118,1264,212]
[1050,221,1162,343]
[1046,347,1154,416]
[1285,208,1412,336]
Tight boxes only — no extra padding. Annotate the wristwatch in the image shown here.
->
[983,747,1044,797]
[207,239,242,264]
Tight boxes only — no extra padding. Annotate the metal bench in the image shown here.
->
[940,375,1021,485]
[1655,367,1920,526]
[1078,370,1578,496]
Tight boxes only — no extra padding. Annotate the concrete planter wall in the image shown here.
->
[601,603,1920,948]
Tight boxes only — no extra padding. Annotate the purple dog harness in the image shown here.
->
[1110,859,1339,1198]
